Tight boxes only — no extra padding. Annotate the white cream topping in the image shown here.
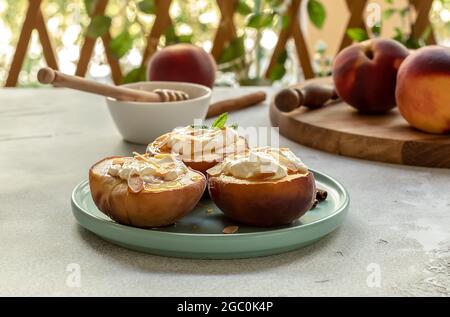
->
[149,126,245,160]
[107,153,188,184]
[208,147,308,180]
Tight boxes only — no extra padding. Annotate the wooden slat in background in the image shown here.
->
[4,0,436,87]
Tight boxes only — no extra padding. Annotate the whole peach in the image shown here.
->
[333,39,409,114]
[147,44,216,88]
[396,46,450,134]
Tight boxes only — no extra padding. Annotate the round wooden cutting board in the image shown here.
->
[270,78,450,168]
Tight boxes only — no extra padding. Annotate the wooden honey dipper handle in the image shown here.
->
[206,91,266,118]
[275,84,339,112]
[37,67,188,102]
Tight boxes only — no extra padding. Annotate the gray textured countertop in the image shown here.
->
[0,87,449,296]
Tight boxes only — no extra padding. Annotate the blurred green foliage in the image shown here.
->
[0,0,448,87]
[346,0,450,49]
[102,0,327,85]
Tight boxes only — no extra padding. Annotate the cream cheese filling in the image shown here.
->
[208,147,309,180]
[107,153,188,184]
[148,126,245,161]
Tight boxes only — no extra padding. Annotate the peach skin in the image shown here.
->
[333,39,409,114]
[147,44,216,88]
[396,46,450,134]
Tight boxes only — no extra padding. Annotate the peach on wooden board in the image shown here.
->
[147,44,216,88]
[396,46,450,134]
[333,39,409,114]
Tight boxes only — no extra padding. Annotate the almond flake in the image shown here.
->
[112,158,126,165]
[128,174,144,193]
[223,225,239,234]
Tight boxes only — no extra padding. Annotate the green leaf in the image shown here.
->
[211,112,228,129]
[247,13,274,29]
[399,6,410,18]
[164,25,179,45]
[405,36,422,49]
[382,8,396,20]
[138,0,155,14]
[420,26,432,42]
[236,0,252,16]
[230,123,238,130]
[86,15,111,38]
[109,31,134,59]
[346,28,369,42]
[393,27,404,43]
[307,0,326,29]
[371,24,381,37]
[246,13,260,28]
[84,0,97,16]
[268,0,283,6]
[218,36,245,64]
[163,23,192,44]
[277,49,288,64]
[177,34,193,43]
[281,15,290,30]
[122,67,147,84]
[269,63,286,81]
[268,49,288,82]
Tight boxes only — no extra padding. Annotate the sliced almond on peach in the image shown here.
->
[112,158,127,165]
[128,174,144,193]
[89,156,206,228]
[206,163,223,176]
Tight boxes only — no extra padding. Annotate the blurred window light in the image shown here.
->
[199,11,218,25]
[126,48,142,67]
[178,23,192,35]
[260,30,277,50]
[440,9,450,23]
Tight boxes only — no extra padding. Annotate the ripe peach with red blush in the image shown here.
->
[396,46,450,134]
[147,44,216,88]
[333,39,409,114]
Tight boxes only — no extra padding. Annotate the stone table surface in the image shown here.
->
[0,87,449,297]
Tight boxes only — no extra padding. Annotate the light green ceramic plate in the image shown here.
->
[71,170,349,259]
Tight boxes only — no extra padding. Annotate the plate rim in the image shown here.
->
[71,168,350,238]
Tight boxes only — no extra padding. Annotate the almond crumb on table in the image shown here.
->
[223,226,239,234]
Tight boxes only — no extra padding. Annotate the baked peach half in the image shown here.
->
[89,153,206,228]
[207,147,316,227]
[147,125,247,174]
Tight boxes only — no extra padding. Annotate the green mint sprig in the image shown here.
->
[191,113,238,130]
[211,112,228,129]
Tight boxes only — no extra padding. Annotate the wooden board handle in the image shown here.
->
[37,67,189,102]
[206,91,266,118]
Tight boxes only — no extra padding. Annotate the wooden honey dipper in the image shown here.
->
[275,83,340,112]
[37,67,189,102]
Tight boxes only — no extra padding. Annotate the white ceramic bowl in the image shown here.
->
[105,81,212,144]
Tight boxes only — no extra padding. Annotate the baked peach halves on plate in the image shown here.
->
[147,125,248,174]
[207,147,316,227]
[89,153,206,228]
